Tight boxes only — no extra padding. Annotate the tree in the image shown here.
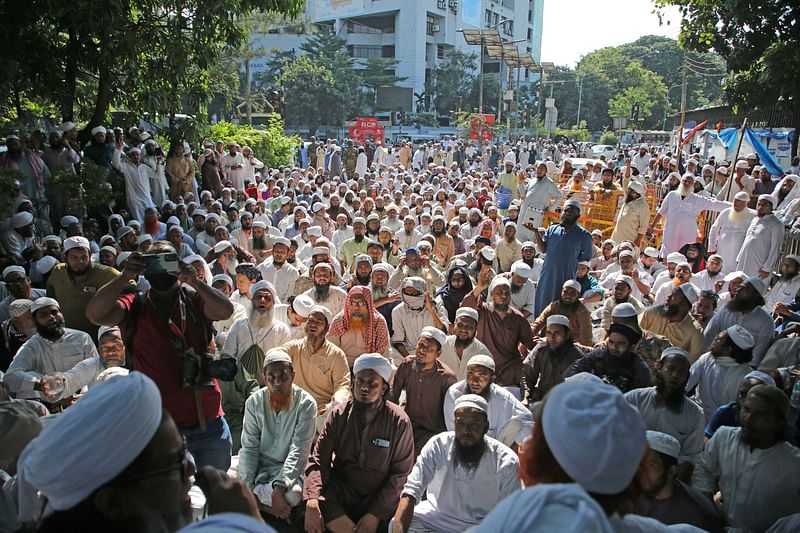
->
[358,58,406,113]
[279,56,339,135]
[655,0,796,113]
[428,50,478,114]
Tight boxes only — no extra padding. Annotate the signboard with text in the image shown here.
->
[469,114,496,141]
[349,117,384,143]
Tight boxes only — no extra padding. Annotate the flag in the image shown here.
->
[682,120,709,145]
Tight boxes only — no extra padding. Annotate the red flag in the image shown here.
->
[682,120,709,145]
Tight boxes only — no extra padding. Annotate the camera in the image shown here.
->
[144,252,180,275]
[180,349,237,389]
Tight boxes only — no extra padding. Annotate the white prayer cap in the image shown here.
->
[563,199,582,214]
[353,253,371,265]
[308,304,332,325]
[90,125,106,136]
[43,235,62,245]
[251,221,266,229]
[745,153,757,160]
[96,367,129,382]
[263,349,292,369]
[63,236,91,252]
[455,307,479,323]
[565,372,606,386]
[205,212,221,224]
[643,247,659,258]
[717,166,729,176]
[12,211,33,228]
[454,393,488,414]
[466,354,496,372]
[665,252,686,264]
[660,347,690,360]
[352,216,366,226]
[726,324,755,350]
[249,280,278,300]
[758,194,776,208]
[127,147,141,155]
[611,302,638,318]
[307,226,322,237]
[615,275,635,290]
[116,252,131,267]
[646,431,680,460]
[178,512,274,533]
[100,245,117,256]
[708,254,723,263]
[503,151,516,165]
[618,249,634,259]
[312,201,325,213]
[420,325,446,347]
[213,240,233,254]
[30,297,60,314]
[542,380,646,495]
[591,229,603,237]
[59,121,76,133]
[372,263,392,275]
[9,298,33,318]
[2,265,25,279]
[678,283,699,304]
[785,254,800,265]
[546,314,570,329]
[723,270,747,282]
[562,279,581,293]
[136,234,153,245]
[353,353,393,383]
[312,262,334,274]
[117,226,134,240]
[97,325,121,341]
[735,159,749,169]
[742,276,767,296]
[479,247,496,262]
[279,196,291,206]
[627,180,645,196]
[511,261,533,278]
[602,239,616,247]
[17,372,162,513]
[744,370,776,387]
[211,274,233,287]
[272,236,290,248]
[488,276,510,294]
[290,294,314,318]
[60,215,79,228]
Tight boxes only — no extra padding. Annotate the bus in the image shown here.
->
[619,130,672,147]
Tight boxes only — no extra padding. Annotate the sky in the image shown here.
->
[540,1,683,67]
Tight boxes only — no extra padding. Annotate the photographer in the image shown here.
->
[87,240,236,470]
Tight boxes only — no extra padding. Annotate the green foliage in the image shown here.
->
[358,58,407,112]
[47,160,123,217]
[599,130,618,145]
[0,169,28,216]
[428,50,479,114]
[279,56,340,135]
[207,119,300,168]
[407,113,439,131]
[552,121,591,142]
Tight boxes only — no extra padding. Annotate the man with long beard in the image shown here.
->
[507,260,536,320]
[304,353,414,533]
[438,307,489,381]
[694,254,725,292]
[257,237,299,304]
[652,261,696,306]
[611,180,650,248]
[459,208,484,242]
[708,191,756,274]
[600,275,645,333]
[391,277,448,358]
[391,394,520,533]
[516,161,563,243]
[389,247,445,294]
[522,314,584,403]
[351,254,373,287]
[649,173,730,255]
[231,211,254,253]
[370,263,400,333]
[195,212,222,256]
[209,240,239,278]
[398,215,422,251]
[337,218,369,274]
[327,286,391,367]
[625,348,705,481]
[443,355,533,449]
[531,280,593,347]
[248,221,271,262]
[239,350,317,521]
[640,283,705,362]
[429,216,454,268]
[301,262,347,317]
[764,255,800,310]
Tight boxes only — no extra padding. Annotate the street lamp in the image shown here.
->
[485,38,525,123]
[458,18,510,114]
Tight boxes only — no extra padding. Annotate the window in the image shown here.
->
[527,28,532,41]
[485,9,492,25]
[502,20,514,36]
[437,45,446,59]
[348,46,382,58]
[382,45,395,58]
[426,14,436,36]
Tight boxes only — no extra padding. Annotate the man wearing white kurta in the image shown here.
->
[610,180,650,247]
[764,255,800,311]
[650,173,730,255]
[220,143,245,190]
[736,194,785,281]
[112,146,155,223]
[707,191,756,274]
[257,237,299,304]
[392,394,520,533]
[437,308,490,381]
[516,163,563,243]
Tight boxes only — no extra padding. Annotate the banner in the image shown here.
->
[348,117,384,144]
[469,114,495,141]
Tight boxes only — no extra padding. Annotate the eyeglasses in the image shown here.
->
[117,437,189,484]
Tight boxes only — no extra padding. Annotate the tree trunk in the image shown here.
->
[80,64,113,146]
[60,28,79,122]
[245,59,252,125]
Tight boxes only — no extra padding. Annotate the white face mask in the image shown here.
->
[402,292,425,311]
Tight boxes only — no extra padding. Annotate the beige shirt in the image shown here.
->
[639,306,705,362]
[610,196,650,244]
[281,338,351,415]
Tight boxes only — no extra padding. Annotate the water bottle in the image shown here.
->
[790,379,800,410]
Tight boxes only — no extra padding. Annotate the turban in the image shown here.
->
[12,211,33,229]
[353,353,393,383]
[17,372,162,513]
[542,380,646,495]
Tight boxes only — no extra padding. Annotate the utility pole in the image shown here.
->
[575,76,583,127]
[677,50,688,166]
[478,37,485,114]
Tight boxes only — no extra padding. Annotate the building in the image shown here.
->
[249,0,544,114]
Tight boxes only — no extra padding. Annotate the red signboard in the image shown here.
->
[349,117,384,144]
[469,114,496,141]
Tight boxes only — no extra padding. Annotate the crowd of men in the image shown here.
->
[0,123,799,533]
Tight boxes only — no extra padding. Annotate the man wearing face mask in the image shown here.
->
[86,241,236,471]
[391,277,448,359]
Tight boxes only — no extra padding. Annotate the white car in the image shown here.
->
[591,144,617,160]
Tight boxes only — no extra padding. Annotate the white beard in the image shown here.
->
[728,207,751,223]
[249,307,274,331]
[678,185,693,196]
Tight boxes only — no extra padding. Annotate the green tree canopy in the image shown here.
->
[358,58,407,112]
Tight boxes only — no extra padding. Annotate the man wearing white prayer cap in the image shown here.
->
[239,349,316,518]
[1,211,34,263]
[303,353,414,533]
[268,292,311,340]
[522,314,584,403]
[704,370,776,442]
[634,431,725,531]
[516,159,562,244]
[735,193,784,282]
[640,280,706,362]
[508,260,536,319]
[531,279,593,346]
[4,297,100,403]
[443,354,533,448]
[436,306,490,381]
[389,325,456,455]
[611,177,651,247]
[702,276,774,367]
[390,390,520,533]
[707,190,755,275]
[0,266,46,324]
[256,235,299,304]
[111,135,155,222]
[301,262,348,318]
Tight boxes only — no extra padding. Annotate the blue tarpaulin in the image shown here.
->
[744,127,785,177]
[702,128,739,151]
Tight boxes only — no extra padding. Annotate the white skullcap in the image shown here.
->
[562,279,581,293]
[96,367,130,383]
[744,370,776,387]
[60,121,76,133]
[312,201,325,212]
[723,270,747,282]
[308,304,332,325]
[12,211,33,228]
[352,217,366,225]
[178,512,274,533]
[9,298,33,318]
[643,247,659,258]
[542,380,646,495]
[743,276,767,296]
[660,347,690,360]
[43,235,62,245]
[678,283,699,304]
[116,252,131,267]
[205,212,221,224]
[90,125,106,136]
[420,325,446,347]
[511,261,533,278]
[127,147,141,155]
[263,349,292,369]
[717,166,729,176]
[455,307,479,322]
[602,239,616,247]
[563,199,582,214]
[30,297,60,314]
[467,354,496,372]
[211,274,233,287]
[726,324,755,350]
[252,221,266,229]
[272,236,290,248]
[312,246,330,257]
[564,372,606,385]
[290,294,315,318]
[249,280,278,300]
[591,229,603,237]
[733,191,750,202]
[611,302,638,318]
[618,249,634,259]
[60,215,79,228]
[488,276,510,294]
[758,194,776,208]
[546,314,570,329]
[615,275,635,290]
[479,247,496,262]
[665,252,687,264]
[100,245,117,256]
[454,394,488,414]
[136,234,152,245]
[785,254,800,265]
[117,226,134,239]
[735,160,749,169]
[17,372,162,513]
[97,325,121,341]
[213,240,232,254]
[36,255,58,275]
[646,431,680,460]
[353,353,393,383]
[2,265,25,279]
[307,226,322,237]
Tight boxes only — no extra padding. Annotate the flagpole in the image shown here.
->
[725,117,749,202]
